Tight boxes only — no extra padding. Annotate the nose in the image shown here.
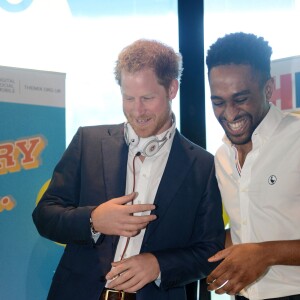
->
[223,103,239,122]
[133,99,146,114]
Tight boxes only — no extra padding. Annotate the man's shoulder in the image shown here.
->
[215,143,230,161]
[282,111,300,128]
[176,131,214,159]
[79,123,124,137]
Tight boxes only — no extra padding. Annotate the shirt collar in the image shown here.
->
[127,119,176,158]
[222,103,284,148]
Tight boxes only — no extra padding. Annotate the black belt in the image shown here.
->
[100,288,136,300]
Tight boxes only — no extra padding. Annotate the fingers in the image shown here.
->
[207,277,242,296]
[206,262,229,292]
[106,254,159,293]
[126,213,157,224]
[113,192,138,205]
[207,272,228,292]
[113,193,156,216]
[126,214,157,234]
[207,244,268,295]
[112,275,143,293]
[118,224,145,237]
[214,280,230,295]
[208,249,228,262]
[118,214,156,235]
[106,262,134,290]
[127,203,156,214]
[206,263,243,295]
[207,275,229,293]
[106,265,126,283]
[92,194,157,236]
[107,270,141,292]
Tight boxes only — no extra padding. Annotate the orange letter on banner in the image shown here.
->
[15,137,46,170]
[0,143,21,175]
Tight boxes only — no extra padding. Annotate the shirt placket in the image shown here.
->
[123,158,153,259]
[238,148,258,244]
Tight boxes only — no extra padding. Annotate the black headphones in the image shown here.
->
[124,122,172,157]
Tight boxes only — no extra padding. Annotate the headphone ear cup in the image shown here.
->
[143,140,159,157]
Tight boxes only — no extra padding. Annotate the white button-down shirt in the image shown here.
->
[215,104,300,299]
[112,122,175,273]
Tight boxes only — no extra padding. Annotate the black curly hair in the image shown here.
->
[206,32,272,86]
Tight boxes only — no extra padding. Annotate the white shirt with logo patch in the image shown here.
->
[215,104,300,299]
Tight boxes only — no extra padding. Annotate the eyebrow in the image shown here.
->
[232,89,251,97]
[211,95,223,100]
[211,89,251,100]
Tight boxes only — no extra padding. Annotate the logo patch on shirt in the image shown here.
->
[268,175,277,185]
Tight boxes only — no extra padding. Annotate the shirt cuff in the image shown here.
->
[155,272,161,286]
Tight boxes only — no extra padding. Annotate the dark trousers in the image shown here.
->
[236,294,300,300]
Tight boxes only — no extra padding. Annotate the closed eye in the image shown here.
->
[123,96,134,101]
[142,96,154,100]
[234,97,248,104]
[212,100,225,107]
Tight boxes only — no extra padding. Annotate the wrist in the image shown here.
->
[90,215,101,243]
[258,241,277,266]
[90,213,99,234]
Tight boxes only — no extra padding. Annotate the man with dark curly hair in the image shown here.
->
[32,39,225,300]
[205,32,300,299]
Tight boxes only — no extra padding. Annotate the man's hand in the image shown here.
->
[91,192,157,237]
[106,253,160,292]
[206,243,269,295]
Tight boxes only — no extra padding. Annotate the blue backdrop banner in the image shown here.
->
[0,65,66,300]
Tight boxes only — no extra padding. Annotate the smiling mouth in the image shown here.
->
[135,117,151,126]
[223,117,249,135]
[228,119,245,131]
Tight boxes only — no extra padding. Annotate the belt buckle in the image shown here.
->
[105,289,125,300]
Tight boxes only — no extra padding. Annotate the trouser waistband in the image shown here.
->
[99,288,136,300]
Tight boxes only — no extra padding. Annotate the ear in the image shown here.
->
[168,79,179,100]
[265,77,274,101]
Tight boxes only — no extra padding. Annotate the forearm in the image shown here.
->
[33,196,96,244]
[154,250,208,289]
[206,239,300,294]
[153,238,224,289]
[260,239,300,266]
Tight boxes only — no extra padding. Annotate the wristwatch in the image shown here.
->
[89,217,99,235]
